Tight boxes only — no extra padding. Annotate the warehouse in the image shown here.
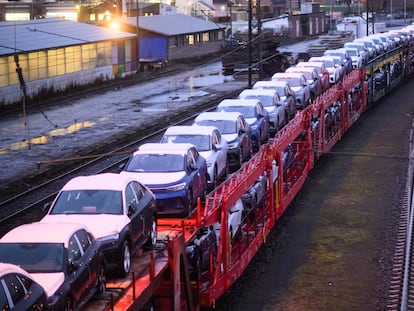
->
[0,18,137,107]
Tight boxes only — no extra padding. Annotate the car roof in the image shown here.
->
[286,66,315,73]
[62,172,139,191]
[239,88,278,97]
[134,142,195,156]
[272,72,305,79]
[296,61,324,68]
[218,98,261,107]
[253,80,289,87]
[0,262,33,278]
[0,222,89,247]
[163,125,219,136]
[195,111,242,122]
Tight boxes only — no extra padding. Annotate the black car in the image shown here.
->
[194,111,253,170]
[0,222,106,311]
[41,173,157,277]
[0,263,48,310]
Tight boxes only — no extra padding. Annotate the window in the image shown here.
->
[131,181,144,200]
[76,229,91,253]
[68,235,82,263]
[3,274,25,306]
[125,184,138,212]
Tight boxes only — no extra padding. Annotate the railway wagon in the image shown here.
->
[86,32,414,311]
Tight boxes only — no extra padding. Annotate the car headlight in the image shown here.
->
[98,233,120,243]
[164,182,187,191]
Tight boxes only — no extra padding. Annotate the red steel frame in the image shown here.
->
[106,69,367,311]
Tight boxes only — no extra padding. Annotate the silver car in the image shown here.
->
[272,72,312,110]
[160,125,229,191]
[238,88,287,136]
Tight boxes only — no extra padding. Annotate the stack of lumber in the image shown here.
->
[307,31,354,56]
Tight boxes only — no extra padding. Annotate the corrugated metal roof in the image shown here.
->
[0,18,136,55]
[124,14,225,36]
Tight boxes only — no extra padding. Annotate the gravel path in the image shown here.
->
[214,79,414,310]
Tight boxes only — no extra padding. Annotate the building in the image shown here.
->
[0,18,137,107]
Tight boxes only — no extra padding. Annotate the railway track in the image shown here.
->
[0,82,243,237]
[387,118,414,311]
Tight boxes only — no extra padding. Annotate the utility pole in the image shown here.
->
[257,0,263,80]
[136,0,140,72]
[248,0,252,87]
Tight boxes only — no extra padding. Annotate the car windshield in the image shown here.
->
[292,71,312,80]
[126,153,185,172]
[242,95,273,107]
[50,190,123,215]
[160,134,211,151]
[275,77,301,87]
[0,243,65,273]
[347,49,358,56]
[195,120,236,134]
[217,105,256,118]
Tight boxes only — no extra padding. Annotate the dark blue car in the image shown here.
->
[121,143,208,217]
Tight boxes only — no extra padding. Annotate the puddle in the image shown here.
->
[140,89,210,104]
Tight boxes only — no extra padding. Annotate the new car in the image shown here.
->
[0,222,106,311]
[238,88,287,136]
[121,143,208,217]
[308,56,344,85]
[216,98,270,150]
[42,172,157,277]
[160,125,229,191]
[252,80,296,120]
[285,66,323,99]
[341,46,364,69]
[295,61,330,91]
[323,49,353,74]
[272,72,312,109]
[0,262,47,311]
[213,198,245,243]
[194,111,252,170]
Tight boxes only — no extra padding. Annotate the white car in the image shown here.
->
[194,111,253,170]
[41,172,157,277]
[272,72,312,109]
[213,198,245,242]
[239,88,287,135]
[341,46,364,69]
[160,125,229,191]
[308,56,343,85]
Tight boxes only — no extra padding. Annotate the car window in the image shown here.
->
[125,184,138,210]
[76,229,91,253]
[126,153,185,172]
[187,149,196,167]
[131,181,144,200]
[0,280,9,310]
[68,235,82,264]
[212,131,219,145]
[2,274,25,306]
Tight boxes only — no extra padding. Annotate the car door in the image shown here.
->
[132,181,154,240]
[238,116,251,159]
[257,102,269,140]
[125,182,143,247]
[67,233,90,304]
[212,129,226,177]
[76,229,100,294]
[188,147,204,199]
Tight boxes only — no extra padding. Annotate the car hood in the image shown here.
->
[222,133,238,143]
[121,171,186,186]
[291,86,303,92]
[41,214,129,239]
[200,150,214,161]
[31,272,64,298]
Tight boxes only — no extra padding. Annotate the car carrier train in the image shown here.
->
[5,26,412,311]
[81,27,414,311]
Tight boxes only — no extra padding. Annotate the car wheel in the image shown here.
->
[144,216,157,250]
[117,240,131,277]
[64,297,75,311]
[96,265,106,297]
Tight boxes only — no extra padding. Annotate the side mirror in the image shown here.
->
[43,202,51,213]
[189,163,198,171]
[119,163,126,170]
